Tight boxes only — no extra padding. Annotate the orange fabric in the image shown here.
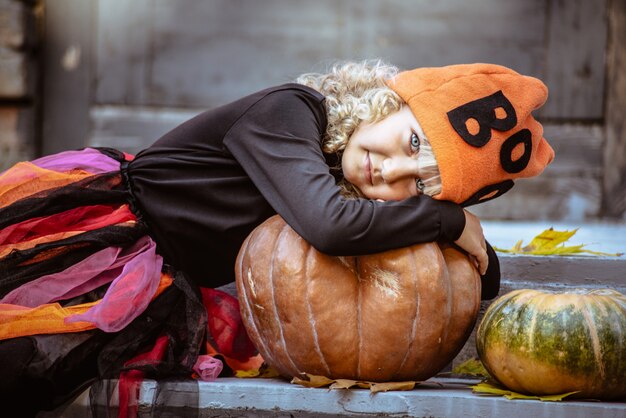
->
[388,63,554,204]
[0,162,94,208]
[0,272,173,340]
[0,231,83,258]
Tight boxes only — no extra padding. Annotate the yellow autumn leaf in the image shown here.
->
[494,228,623,257]
[235,364,280,379]
[471,380,580,401]
[235,369,260,378]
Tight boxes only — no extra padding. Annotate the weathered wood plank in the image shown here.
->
[542,0,607,119]
[0,46,30,97]
[87,105,198,154]
[602,0,626,219]
[42,0,94,154]
[94,0,152,105]
[0,0,27,49]
[96,0,548,108]
[0,106,35,170]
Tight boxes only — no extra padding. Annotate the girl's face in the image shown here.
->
[342,106,427,201]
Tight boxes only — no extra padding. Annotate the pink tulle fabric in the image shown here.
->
[32,148,120,174]
[0,236,153,307]
[193,355,224,381]
[64,236,163,332]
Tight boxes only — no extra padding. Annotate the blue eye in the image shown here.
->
[410,133,420,153]
[415,178,425,193]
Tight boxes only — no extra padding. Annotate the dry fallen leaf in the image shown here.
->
[291,373,420,392]
[291,373,335,388]
[471,380,580,401]
[494,228,623,257]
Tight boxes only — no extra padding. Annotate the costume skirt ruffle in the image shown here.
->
[0,148,212,415]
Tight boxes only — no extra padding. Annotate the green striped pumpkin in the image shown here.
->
[477,288,626,400]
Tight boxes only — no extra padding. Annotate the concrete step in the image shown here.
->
[47,377,626,418]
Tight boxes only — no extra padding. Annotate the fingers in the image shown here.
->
[478,236,488,275]
[456,209,489,275]
[476,245,489,275]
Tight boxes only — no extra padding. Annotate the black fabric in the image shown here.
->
[500,128,533,173]
[0,223,147,298]
[0,171,128,230]
[90,379,201,418]
[460,180,515,207]
[446,90,517,147]
[0,337,42,417]
[98,270,206,379]
[481,242,501,300]
[89,270,206,417]
[0,270,206,416]
[129,83,467,288]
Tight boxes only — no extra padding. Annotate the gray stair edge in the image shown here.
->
[50,377,626,418]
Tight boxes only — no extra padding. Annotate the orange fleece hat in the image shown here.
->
[388,63,554,205]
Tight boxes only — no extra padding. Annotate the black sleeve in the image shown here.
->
[481,242,501,300]
[223,88,466,256]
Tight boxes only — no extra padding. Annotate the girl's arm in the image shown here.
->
[224,88,467,255]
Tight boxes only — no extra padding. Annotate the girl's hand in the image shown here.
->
[454,209,488,275]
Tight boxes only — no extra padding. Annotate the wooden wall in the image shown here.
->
[0,0,38,171]
[602,0,626,219]
[37,0,623,220]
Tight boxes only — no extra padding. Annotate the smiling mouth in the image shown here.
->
[365,152,373,185]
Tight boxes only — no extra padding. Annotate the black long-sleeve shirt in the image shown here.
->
[128,84,498,297]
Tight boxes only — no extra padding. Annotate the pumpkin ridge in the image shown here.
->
[439,249,453,364]
[268,223,300,374]
[393,246,420,379]
[304,244,332,377]
[581,302,605,380]
[526,293,541,354]
[236,232,276,368]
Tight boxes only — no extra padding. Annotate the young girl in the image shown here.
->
[0,61,553,414]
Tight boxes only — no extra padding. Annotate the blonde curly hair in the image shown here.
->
[296,60,441,198]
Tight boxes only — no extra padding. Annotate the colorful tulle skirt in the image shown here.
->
[0,148,260,416]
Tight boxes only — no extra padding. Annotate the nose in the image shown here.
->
[380,157,420,184]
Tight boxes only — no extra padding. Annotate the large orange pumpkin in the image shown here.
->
[235,215,481,382]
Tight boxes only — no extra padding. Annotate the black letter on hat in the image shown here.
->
[460,180,515,207]
[500,129,532,173]
[447,90,517,147]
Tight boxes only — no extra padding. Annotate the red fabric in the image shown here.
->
[200,288,257,362]
[118,335,169,418]
[0,204,135,246]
